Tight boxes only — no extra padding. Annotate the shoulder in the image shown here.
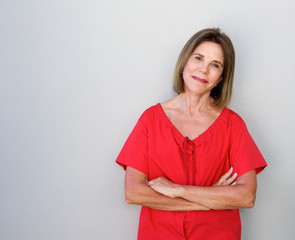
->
[138,103,162,126]
[226,108,245,123]
[140,103,160,118]
[224,108,247,129]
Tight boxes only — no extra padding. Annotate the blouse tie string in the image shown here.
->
[183,137,196,186]
[183,137,189,185]
[192,141,196,185]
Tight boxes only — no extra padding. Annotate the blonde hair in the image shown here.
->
[173,28,235,107]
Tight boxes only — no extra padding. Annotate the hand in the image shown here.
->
[147,177,180,198]
[213,167,237,186]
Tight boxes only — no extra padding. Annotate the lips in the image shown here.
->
[192,76,208,83]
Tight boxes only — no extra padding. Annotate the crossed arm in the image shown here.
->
[125,166,257,211]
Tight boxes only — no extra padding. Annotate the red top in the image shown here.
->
[116,103,267,240]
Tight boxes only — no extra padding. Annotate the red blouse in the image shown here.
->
[116,103,267,240]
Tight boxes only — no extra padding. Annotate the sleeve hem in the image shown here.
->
[116,160,149,176]
[237,164,267,178]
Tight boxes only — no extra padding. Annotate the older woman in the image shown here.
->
[116,28,267,240]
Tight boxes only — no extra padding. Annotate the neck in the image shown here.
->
[176,92,214,115]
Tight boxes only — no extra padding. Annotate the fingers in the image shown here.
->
[218,167,233,183]
[225,167,234,178]
[147,177,178,198]
[147,177,170,187]
[213,167,238,186]
[222,172,237,185]
[147,179,156,187]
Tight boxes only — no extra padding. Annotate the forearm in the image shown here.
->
[147,170,257,210]
[125,181,210,211]
[178,184,255,210]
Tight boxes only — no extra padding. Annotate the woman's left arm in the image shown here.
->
[148,170,257,210]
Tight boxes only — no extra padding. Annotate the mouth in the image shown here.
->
[192,76,208,83]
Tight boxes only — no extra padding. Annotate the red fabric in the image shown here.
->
[116,103,267,240]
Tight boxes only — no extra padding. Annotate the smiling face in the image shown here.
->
[182,41,224,95]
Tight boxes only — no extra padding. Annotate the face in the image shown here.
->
[182,41,224,95]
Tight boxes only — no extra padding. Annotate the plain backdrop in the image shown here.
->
[1,0,295,239]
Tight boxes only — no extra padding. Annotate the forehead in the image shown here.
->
[193,41,224,62]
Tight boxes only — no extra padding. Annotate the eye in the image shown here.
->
[212,63,222,69]
[195,56,202,61]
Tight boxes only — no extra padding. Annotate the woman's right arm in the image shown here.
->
[125,166,210,211]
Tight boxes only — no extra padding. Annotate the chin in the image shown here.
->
[184,86,208,95]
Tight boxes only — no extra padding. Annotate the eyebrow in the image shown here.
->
[193,53,224,67]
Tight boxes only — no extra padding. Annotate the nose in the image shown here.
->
[199,62,209,74]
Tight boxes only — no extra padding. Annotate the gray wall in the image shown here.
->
[1,0,294,239]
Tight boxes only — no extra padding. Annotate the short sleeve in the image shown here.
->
[229,114,267,178]
[115,111,149,176]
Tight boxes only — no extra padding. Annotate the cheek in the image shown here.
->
[182,61,195,78]
[212,72,223,82]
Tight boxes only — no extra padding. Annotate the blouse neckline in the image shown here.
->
[156,103,228,142]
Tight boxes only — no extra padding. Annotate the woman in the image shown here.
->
[116,28,267,240]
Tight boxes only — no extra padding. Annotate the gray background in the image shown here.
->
[1,0,294,239]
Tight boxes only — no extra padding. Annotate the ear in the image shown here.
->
[217,76,223,84]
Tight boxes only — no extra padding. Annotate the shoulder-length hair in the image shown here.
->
[173,28,235,107]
